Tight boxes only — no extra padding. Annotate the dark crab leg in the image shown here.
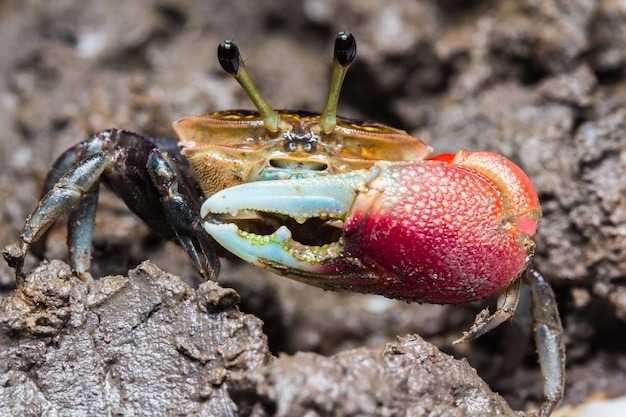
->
[455,267,564,416]
[453,277,523,343]
[3,129,219,282]
[39,152,102,282]
[66,184,100,282]
[3,153,109,283]
[527,267,565,417]
[147,148,219,281]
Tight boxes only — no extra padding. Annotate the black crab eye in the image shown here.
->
[218,40,241,74]
[334,31,357,67]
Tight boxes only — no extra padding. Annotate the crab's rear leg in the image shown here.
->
[66,184,100,282]
[3,153,108,283]
[527,267,565,417]
[454,268,564,416]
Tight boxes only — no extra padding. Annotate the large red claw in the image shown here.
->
[342,151,541,303]
[202,150,540,304]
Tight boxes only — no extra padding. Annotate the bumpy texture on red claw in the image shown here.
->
[337,151,540,304]
[451,150,540,236]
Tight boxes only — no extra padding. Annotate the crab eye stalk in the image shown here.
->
[320,31,357,135]
[218,40,282,133]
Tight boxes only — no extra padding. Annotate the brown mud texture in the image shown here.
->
[1,1,626,416]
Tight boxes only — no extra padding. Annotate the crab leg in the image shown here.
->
[453,267,564,416]
[453,277,523,344]
[527,267,565,417]
[67,184,100,282]
[147,149,219,281]
[3,130,219,282]
[3,153,108,283]
[30,136,115,269]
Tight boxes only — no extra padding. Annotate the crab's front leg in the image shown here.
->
[201,149,563,414]
[146,148,219,281]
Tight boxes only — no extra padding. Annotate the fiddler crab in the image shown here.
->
[3,32,564,416]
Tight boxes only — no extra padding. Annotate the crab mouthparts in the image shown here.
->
[200,170,371,272]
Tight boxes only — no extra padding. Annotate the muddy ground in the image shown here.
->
[1,1,626,416]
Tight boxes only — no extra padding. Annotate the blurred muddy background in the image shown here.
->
[1,0,626,416]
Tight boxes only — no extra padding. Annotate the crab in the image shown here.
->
[3,32,564,416]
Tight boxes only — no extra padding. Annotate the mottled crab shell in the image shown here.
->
[173,110,433,197]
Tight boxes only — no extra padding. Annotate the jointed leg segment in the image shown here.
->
[453,268,564,417]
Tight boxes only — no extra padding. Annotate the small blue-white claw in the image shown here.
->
[202,223,330,275]
[200,169,376,274]
[200,170,373,222]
